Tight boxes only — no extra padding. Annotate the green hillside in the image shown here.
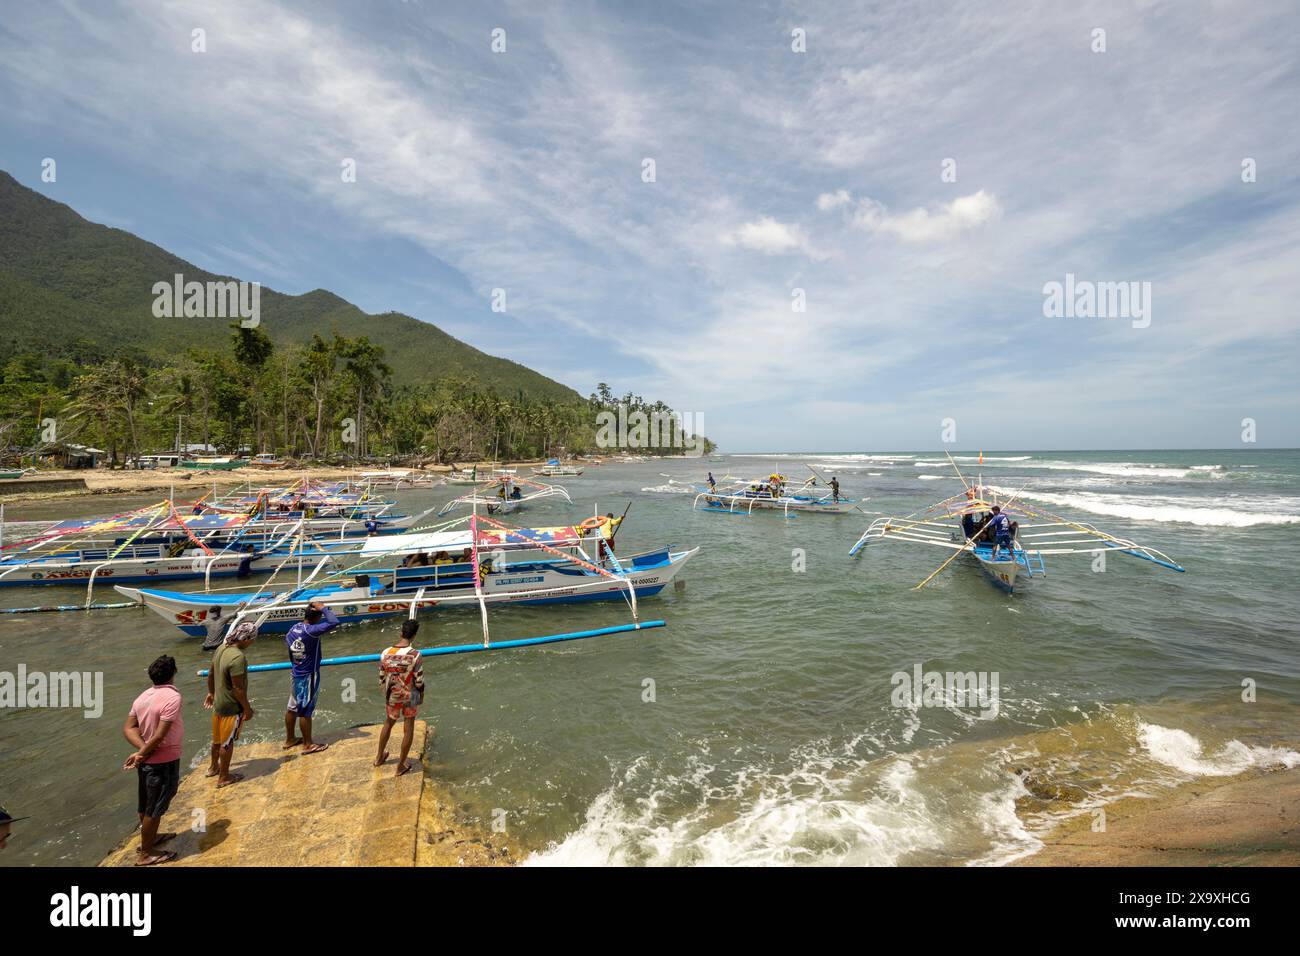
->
[0,170,579,403]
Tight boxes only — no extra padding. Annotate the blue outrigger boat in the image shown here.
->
[850,467,1184,595]
[118,516,698,637]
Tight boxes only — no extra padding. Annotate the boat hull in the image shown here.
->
[119,547,698,636]
[696,493,855,515]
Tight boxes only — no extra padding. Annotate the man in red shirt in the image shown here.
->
[123,655,185,866]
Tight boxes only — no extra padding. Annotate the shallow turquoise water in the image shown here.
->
[2,450,1298,865]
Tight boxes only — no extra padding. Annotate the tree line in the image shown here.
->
[0,325,711,466]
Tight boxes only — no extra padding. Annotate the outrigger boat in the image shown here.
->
[849,459,1185,594]
[693,467,859,517]
[119,513,697,637]
[437,475,570,517]
[532,458,584,477]
[351,469,441,490]
[182,456,248,470]
[0,491,437,594]
[443,465,482,485]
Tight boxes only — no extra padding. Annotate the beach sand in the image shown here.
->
[0,460,552,504]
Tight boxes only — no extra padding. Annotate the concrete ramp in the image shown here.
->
[100,721,509,867]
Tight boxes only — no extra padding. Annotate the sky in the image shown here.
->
[1,0,1298,451]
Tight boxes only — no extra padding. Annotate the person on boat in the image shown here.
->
[961,511,978,542]
[986,506,1014,557]
[123,654,184,866]
[433,551,453,565]
[510,484,522,500]
[830,476,841,503]
[457,548,473,565]
[236,545,257,579]
[364,517,379,536]
[283,600,339,755]
[205,622,256,789]
[201,605,230,652]
[191,503,205,516]
[375,619,425,777]
[706,472,717,492]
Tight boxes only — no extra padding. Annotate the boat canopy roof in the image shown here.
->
[358,524,589,556]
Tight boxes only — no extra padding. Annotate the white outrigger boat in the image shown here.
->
[0,491,436,597]
[532,458,584,477]
[351,469,441,490]
[693,468,859,517]
[119,513,697,637]
[849,461,1185,594]
[443,465,482,485]
[437,475,570,517]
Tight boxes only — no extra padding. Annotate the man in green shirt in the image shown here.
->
[204,622,257,788]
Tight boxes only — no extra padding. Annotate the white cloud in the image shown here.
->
[722,216,817,257]
[842,190,1003,243]
[816,190,852,211]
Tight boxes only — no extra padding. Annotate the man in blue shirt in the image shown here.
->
[283,600,339,754]
[986,506,1013,558]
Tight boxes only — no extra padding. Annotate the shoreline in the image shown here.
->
[0,455,704,506]
[1015,765,1300,866]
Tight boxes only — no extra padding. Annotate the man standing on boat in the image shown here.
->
[284,600,339,754]
[986,506,1013,558]
[830,476,841,503]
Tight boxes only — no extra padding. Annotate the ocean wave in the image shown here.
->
[732,453,916,462]
[1029,461,1223,480]
[1138,722,1300,777]
[640,483,693,494]
[524,755,951,867]
[998,488,1300,527]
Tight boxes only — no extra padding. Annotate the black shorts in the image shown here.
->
[137,759,181,819]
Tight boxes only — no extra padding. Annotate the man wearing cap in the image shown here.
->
[283,600,339,754]
[205,622,257,788]
[0,805,28,851]
[123,654,184,865]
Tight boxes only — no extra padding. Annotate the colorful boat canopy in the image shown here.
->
[358,524,591,556]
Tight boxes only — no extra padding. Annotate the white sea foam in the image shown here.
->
[524,755,956,867]
[1030,461,1223,480]
[999,488,1300,527]
[1138,722,1300,777]
[640,483,693,494]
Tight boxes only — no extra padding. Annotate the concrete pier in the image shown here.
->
[100,722,513,867]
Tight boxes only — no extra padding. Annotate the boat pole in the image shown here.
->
[198,621,667,675]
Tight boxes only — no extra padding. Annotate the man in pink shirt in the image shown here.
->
[123,655,185,866]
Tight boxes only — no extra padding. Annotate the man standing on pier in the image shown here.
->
[124,655,184,865]
[284,599,339,754]
[206,623,256,789]
[376,619,425,776]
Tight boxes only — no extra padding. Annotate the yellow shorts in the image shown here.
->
[211,712,243,749]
